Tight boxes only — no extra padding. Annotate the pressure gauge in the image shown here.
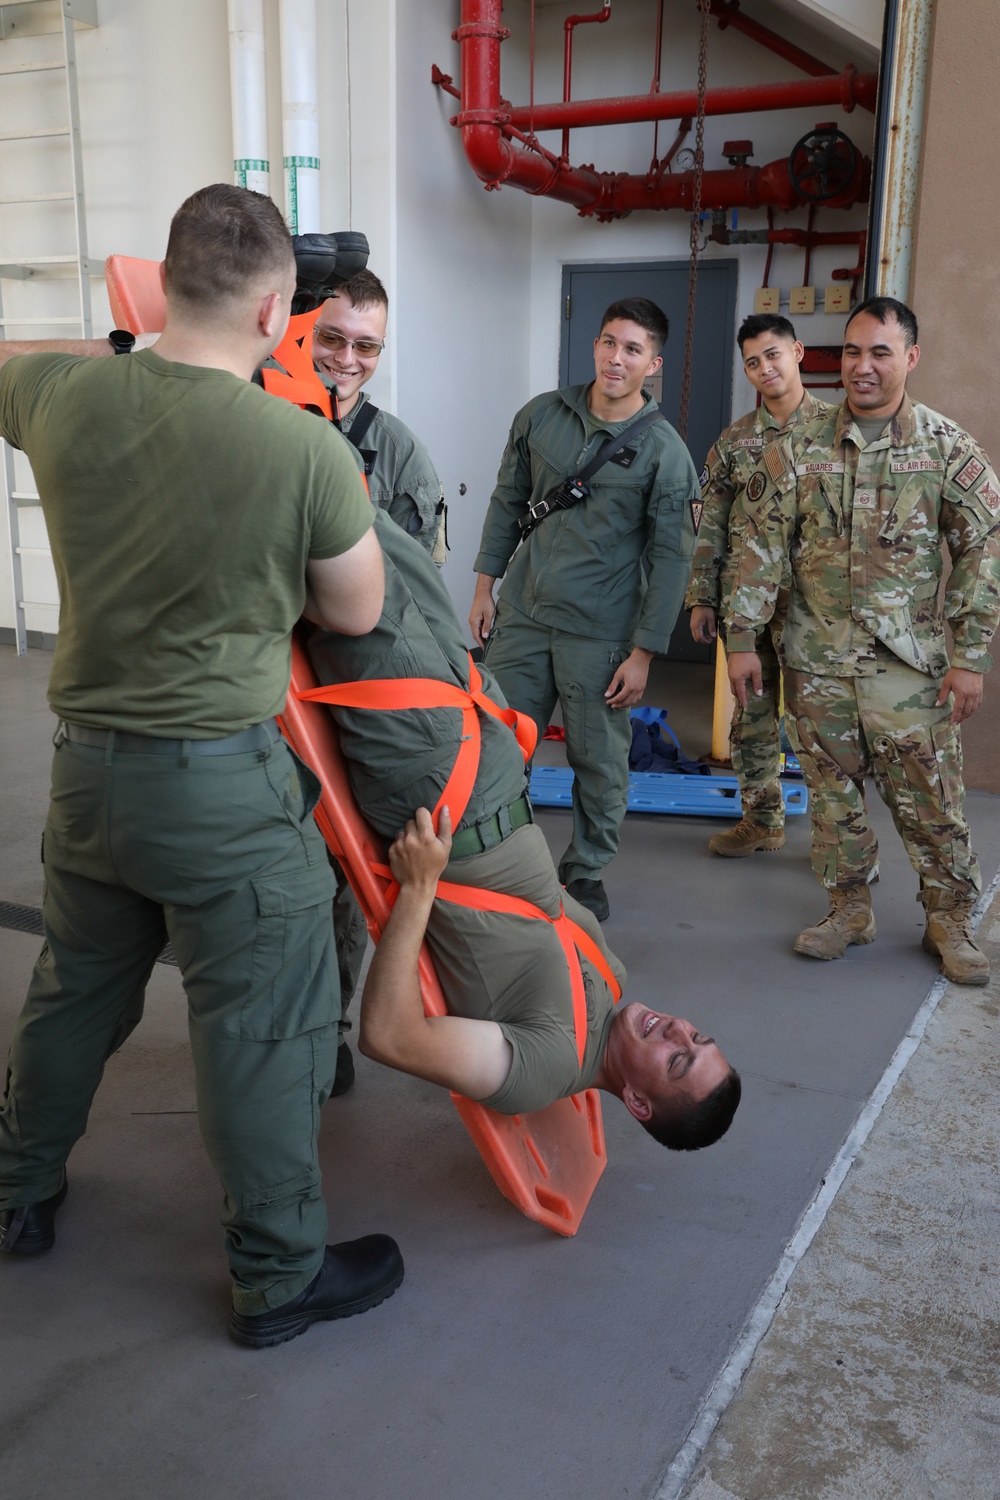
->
[674,148,697,173]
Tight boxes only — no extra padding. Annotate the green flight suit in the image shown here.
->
[337,389,446,562]
[685,391,828,830]
[474,383,699,885]
[725,395,1000,900]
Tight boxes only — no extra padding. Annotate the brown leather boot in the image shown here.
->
[708,816,785,858]
[793,886,876,960]
[921,890,990,986]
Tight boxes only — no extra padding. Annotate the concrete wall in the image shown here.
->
[1,0,876,638]
[908,0,1000,459]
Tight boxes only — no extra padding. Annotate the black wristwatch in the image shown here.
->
[108,329,136,355]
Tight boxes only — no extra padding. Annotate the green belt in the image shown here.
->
[56,718,281,756]
[449,794,534,859]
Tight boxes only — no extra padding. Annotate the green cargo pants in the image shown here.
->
[483,601,632,886]
[0,730,338,1315]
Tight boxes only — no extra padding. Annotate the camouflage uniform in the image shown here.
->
[686,391,828,830]
[725,395,1000,899]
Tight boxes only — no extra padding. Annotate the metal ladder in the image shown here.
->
[0,0,98,654]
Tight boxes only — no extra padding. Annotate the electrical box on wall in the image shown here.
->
[789,286,816,315]
[753,288,780,314]
[824,285,852,313]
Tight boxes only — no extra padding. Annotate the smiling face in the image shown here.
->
[591,318,663,417]
[613,1003,732,1124]
[841,309,920,421]
[741,329,804,408]
[311,290,387,414]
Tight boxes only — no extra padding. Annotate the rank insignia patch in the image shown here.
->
[690,498,704,532]
[955,455,986,491]
[746,471,767,502]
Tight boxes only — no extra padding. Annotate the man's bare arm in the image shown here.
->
[358,807,514,1100]
[304,526,385,634]
[0,338,114,370]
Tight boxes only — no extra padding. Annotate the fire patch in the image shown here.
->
[746,471,767,502]
[690,498,704,532]
[955,455,985,491]
[978,480,1000,513]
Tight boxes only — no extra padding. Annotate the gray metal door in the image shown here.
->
[559,259,737,663]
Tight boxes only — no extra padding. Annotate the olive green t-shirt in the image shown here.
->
[0,350,373,735]
[425,824,625,1114]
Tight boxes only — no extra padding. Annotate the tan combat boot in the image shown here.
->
[708,816,785,858]
[921,890,990,986]
[793,886,876,960]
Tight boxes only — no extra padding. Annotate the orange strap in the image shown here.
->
[392,875,622,1068]
[297,658,613,1067]
[297,657,537,833]
[261,306,334,420]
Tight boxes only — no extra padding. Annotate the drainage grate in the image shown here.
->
[0,901,178,966]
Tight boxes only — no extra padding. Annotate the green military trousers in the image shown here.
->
[725,620,785,832]
[484,601,632,886]
[0,730,338,1315]
[784,647,981,901]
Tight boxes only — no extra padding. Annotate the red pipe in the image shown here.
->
[562,7,612,160]
[708,0,849,86]
[497,67,876,132]
[451,1,871,218]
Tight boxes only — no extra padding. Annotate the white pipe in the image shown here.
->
[227,0,270,196]
[278,0,321,234]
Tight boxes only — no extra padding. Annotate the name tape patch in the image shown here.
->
[954,455,986,491]
[731,437,763,450]
[796,462,845,475]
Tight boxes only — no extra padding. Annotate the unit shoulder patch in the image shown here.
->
[746,471,767,503]
[699,465,709,490]
[954,455,986,491]
[977,480,1000,514]
[690,498,704,532]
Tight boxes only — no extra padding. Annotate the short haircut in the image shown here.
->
[642,1066,742,1151]
[164,183,294,309]
[737,313,798,352]
[845,295,919,349]
[600,298,669,355]
[333,268,389,312]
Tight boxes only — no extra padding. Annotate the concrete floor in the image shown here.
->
[2,644,999,1500]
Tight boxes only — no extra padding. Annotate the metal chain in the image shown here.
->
[677,0,711,442]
